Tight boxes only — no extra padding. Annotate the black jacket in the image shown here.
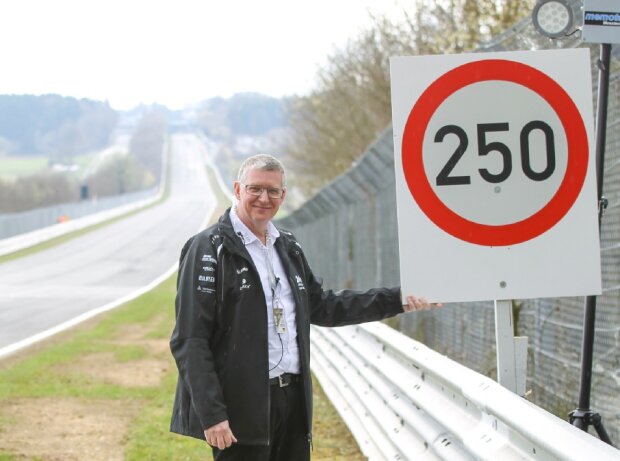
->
[170,208,404,444]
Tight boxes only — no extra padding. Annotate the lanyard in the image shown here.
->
[266,233,278,294]
[265,233,285,334]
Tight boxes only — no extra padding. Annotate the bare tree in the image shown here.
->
[282,0,534,195]
[129,110,168,184]
[86,153,155,198]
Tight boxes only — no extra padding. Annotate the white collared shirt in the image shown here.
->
[230,207,300,378]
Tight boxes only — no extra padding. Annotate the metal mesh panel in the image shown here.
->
[279,3,620,442]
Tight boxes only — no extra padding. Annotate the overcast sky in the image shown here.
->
[0,0,407,110]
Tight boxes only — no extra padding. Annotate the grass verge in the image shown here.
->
[0,271,364,460]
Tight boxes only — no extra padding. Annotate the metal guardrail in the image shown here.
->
[0,186,159,240]
[311,322,620,461]
[0,191,162,257]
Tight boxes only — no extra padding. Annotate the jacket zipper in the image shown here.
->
[219,232,272,446]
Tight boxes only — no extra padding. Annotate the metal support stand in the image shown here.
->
[570,43,614,447]
[494,299,528,396]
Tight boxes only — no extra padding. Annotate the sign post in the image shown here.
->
[494,300,527,395]
[390,49,601,396]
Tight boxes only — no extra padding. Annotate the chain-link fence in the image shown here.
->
[280,3,620,444]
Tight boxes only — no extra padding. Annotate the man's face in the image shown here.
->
[234,168,286,234]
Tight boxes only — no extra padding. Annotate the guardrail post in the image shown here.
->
[494,299,528,396]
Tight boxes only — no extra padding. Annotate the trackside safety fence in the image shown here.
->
[279,1,620,457]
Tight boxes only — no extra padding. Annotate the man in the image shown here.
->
[170,154,437,460]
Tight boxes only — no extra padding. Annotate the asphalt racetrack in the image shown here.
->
[0,133,217,354]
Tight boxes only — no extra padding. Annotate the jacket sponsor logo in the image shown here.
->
[202,266,215,272]
[295,275,305,290]
[201,254,217,263]
[197,286,215,294]
[198,275,215,283]
[236,267,248,274]
[240,278,251,290]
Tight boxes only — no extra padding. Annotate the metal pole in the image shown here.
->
[495,299,517,392]
[494,299,528,396]
[570,43,613,446]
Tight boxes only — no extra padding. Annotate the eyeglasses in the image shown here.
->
[241,183,285,199]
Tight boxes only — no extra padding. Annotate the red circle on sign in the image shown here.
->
[402,59,589,246]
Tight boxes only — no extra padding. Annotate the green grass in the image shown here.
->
[0,254,178,401]
[0,150,112,179]
[0,155,49,177]
[126,367,213,461]
[0,455,22,461]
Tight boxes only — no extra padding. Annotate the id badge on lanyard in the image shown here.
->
[273,302,286,334]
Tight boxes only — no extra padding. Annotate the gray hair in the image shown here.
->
[237,154,287,188]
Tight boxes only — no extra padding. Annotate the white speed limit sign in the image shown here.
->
[390,49,601,303]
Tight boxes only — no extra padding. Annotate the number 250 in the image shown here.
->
[434,121,556,186]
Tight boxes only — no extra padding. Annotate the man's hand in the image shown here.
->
[205,420,238,450]
[403,295,442,313]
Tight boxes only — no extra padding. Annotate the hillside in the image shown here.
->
[0,94,117,160]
